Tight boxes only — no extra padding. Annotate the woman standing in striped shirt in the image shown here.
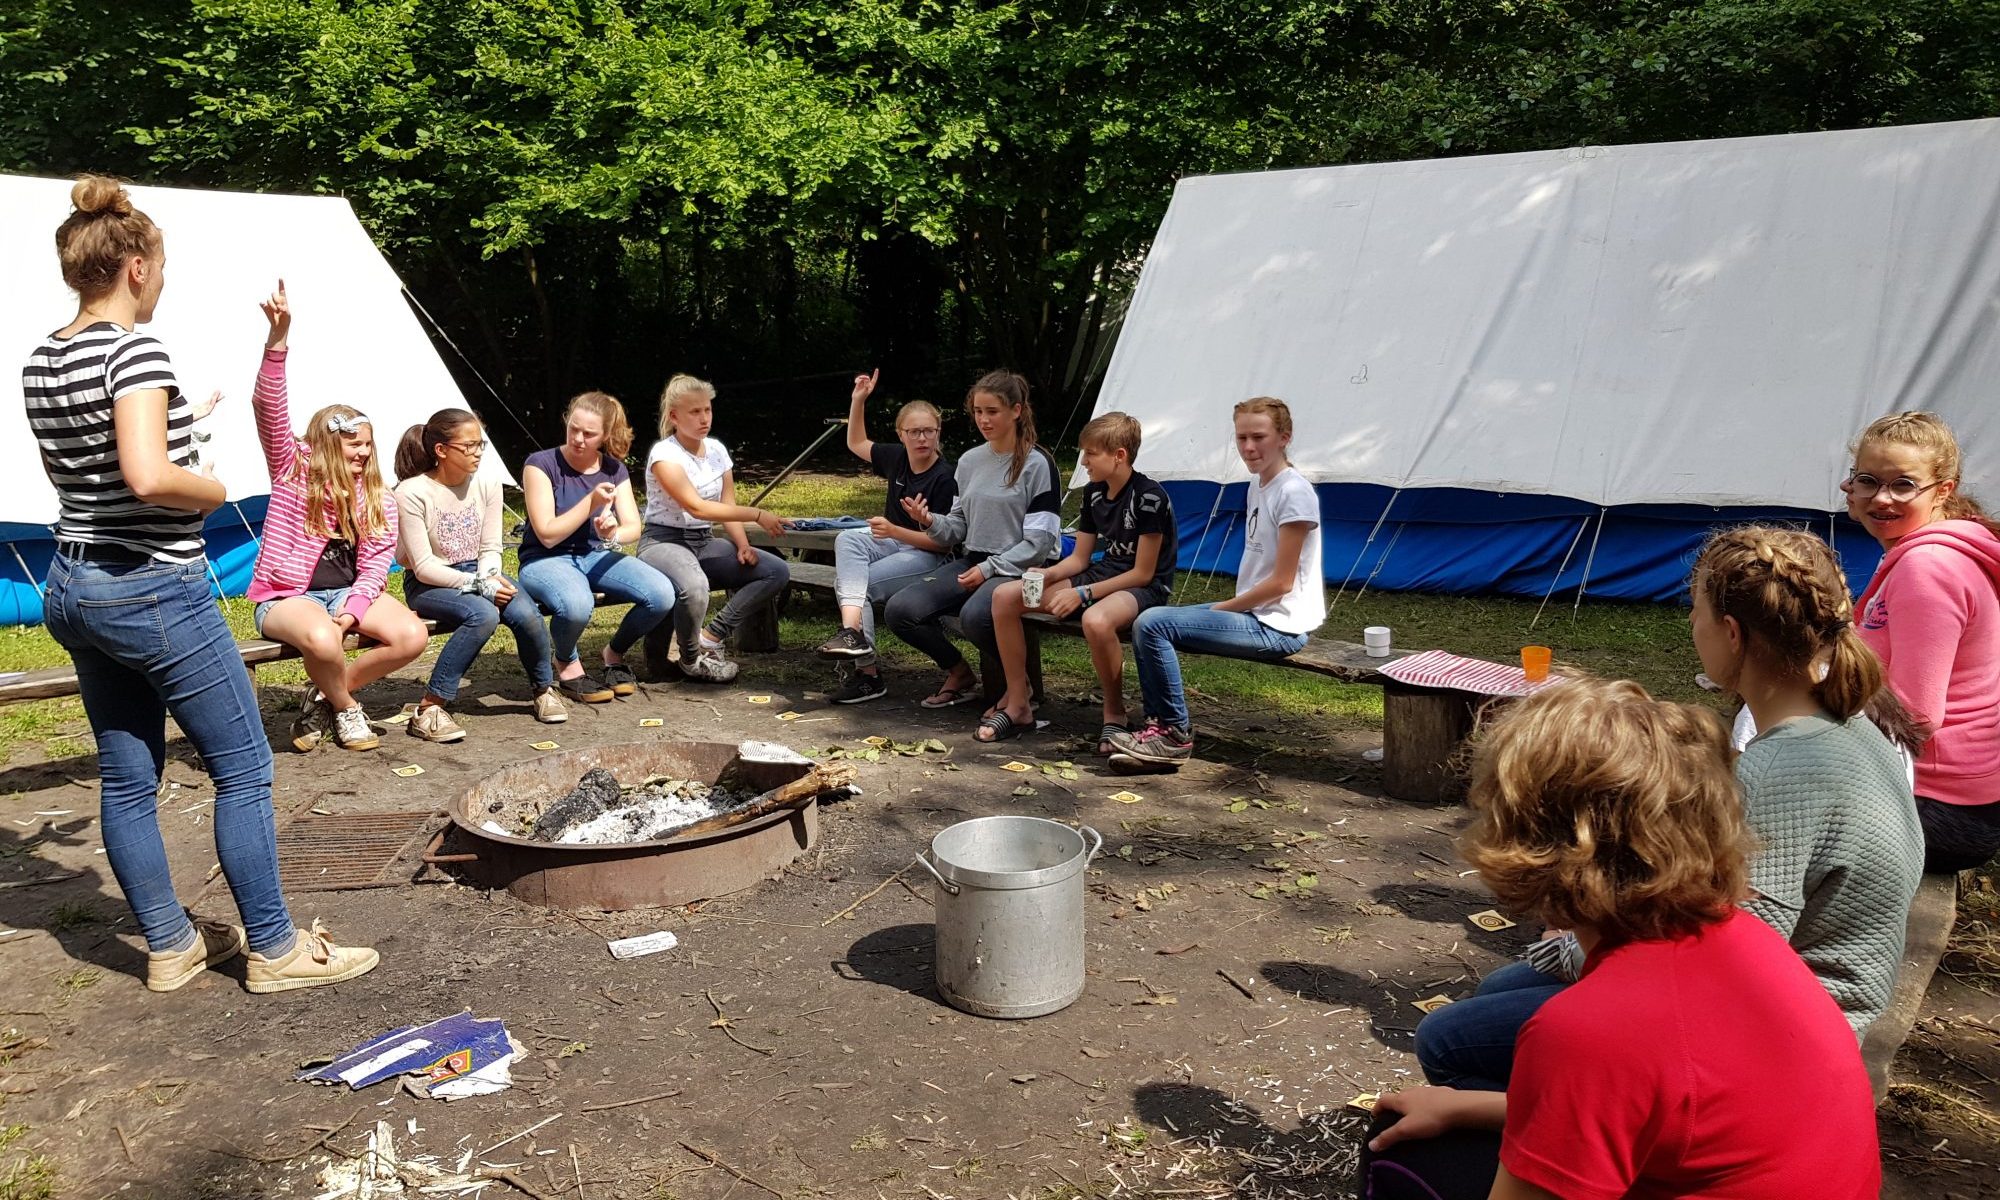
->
[25,175,377,994]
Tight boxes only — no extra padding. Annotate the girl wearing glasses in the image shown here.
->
[393,411,567,740]
[1843,412,2000,871]
[814,371,958,704]
[246,283,428,754]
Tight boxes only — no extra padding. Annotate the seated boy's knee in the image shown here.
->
[1080,606,1124,639]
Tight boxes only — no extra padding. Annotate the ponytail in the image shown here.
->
[393,408,480,482]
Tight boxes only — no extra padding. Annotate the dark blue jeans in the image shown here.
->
[42,554,295,955]
[1412,959,1566,1091]
[406,566,555,701]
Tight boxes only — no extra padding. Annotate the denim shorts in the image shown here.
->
[253,587,355,636]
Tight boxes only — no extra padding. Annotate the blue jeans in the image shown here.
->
[1130,603,1308,731]
[406,565,555,701]
[831,526,945,646]
[515,549,675,666]
[1412,960,1566,1091]
[42,555,295,955]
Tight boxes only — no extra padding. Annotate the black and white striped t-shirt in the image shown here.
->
[22,322,203,562]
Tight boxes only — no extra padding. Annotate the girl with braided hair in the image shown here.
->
[1844,411,2000,871]
[1411,527,1924,1095]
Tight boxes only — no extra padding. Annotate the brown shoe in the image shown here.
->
[146,913,246,993]
[244,920,380,994]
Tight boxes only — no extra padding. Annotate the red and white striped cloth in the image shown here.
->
[1377,649,1568,698]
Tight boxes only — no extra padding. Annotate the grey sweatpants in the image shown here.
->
[635,525,790,655]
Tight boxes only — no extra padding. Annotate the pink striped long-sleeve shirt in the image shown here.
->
[244,347,397,622]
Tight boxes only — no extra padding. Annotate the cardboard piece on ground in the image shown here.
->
[607,931,680,960]
[298,1011,522,1100]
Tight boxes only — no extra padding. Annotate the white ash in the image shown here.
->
[552,778,759,845]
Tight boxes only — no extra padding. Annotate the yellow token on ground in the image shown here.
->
[1467,909,1517,932]
[392,764,425,778]
[778,711,802,721]
[1001,761,1033,772]
[1109,790,1144,804]
[1410,994,1455,1014]
[639,718,664,728]
[748,695,772,704]
[863,736,891,747]
[529,740,560,751]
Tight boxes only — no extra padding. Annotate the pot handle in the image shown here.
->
[1080,824,1103,864]
[912,851,960,896]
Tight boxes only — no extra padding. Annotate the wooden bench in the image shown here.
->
[1861,871,1961,1103]
[740,527,1471,802]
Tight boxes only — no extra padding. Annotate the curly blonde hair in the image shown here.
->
[1463,675,1754,944]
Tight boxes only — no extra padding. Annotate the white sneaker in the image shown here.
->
[408,702,466,743]
[682,648,739,683]
[332,705,380,751]
[533,687,569,724]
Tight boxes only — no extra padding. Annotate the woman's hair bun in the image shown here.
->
[70,175,134,218]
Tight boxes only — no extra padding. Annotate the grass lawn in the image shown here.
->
[0,471,1705,762]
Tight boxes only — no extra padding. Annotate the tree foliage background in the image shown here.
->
[5,1,1997,458]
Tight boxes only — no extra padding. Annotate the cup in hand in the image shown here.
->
[1363,626,1392,658]
[1020,569,1046,609]
[1521,645,1553,682]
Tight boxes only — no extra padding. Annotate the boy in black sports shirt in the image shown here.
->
[978,412,1176,746]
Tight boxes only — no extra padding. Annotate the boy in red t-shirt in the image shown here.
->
[1360,676,1880,1200]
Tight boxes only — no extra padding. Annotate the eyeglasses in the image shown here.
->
[900,427,940,439]
[1841,473,1943,503]
[445,440,487,454]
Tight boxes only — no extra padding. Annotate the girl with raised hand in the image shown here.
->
[394,410,568,740]
[27,176,375,994]
[1105,397,1323,771]
[814,371,957,704]
[515,391,676,702]
[246,282,428,754]
[878,371,1060,708]
[1843,411,2000,871]
[1363,677,1880,1200]
[1415,526,1928,1094]
[634,374,790,683]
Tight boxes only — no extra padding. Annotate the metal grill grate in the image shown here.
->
[275,810,438,891]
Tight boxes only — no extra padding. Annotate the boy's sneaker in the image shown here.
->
[601,662,638,696]
[290,688,331,753]
[1106,720,1193,769]
[830,671,887,705]
[533,687,569,724]
[332,705,380,751]
[146,913,246,993]
[244,920,380,994]
[817,627,873,659]
[408,702,466,743]
[558,673,616,703]
[681,648,740,683]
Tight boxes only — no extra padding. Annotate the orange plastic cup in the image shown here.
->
[1521,645,1553,683]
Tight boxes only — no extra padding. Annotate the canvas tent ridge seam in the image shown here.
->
[1570,507,1610,623]
[1332,489,1402,606]
[1530,514,1594,631]
[401,287,538,445]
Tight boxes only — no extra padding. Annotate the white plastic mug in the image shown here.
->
[1363,625,1392,658]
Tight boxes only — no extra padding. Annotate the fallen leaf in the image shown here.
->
[1011,785,1037,798]
[1010,1073,1038,1084]
[1080,1046,1112,1059]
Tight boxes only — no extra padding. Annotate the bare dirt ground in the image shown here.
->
[1,646,1996,1199]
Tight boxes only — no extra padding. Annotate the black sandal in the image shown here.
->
[1097,723,1129,756]
[977,709,1047,742]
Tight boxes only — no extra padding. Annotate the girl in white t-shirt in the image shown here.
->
[635,374,790,682]
[1106,397,1325,772]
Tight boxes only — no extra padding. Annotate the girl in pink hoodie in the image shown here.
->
[1845,412,2000,871]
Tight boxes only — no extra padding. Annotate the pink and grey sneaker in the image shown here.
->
[1106,719,1193,772]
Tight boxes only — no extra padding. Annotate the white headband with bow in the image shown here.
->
[325,413,372,435]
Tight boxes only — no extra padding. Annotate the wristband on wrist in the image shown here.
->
[1078,585,1094,607]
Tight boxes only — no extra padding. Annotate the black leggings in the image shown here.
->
[1356,1112,1499,1200]
[1917,795,2000,873]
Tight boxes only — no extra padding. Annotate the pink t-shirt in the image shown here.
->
[1856,519,2000,807]
[1503,910,1879,1199]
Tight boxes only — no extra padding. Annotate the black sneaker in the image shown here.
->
[558,673,616,703]
[601,662,638,696]
[817,627,874,659]
[830,671,887,705]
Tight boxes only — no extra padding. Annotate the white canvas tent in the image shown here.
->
[0,175,508,623]
[1091,118,2000,602]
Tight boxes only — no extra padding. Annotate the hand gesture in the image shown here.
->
[259,280,290,350]
[754,508,786,537]
[1366,1088,1467,1153]
[956,564,985,592]
[590,481,619,507]
[737,543,759,567]
[867,515,896,540]
[334,612,357,635]
[852,369,879,405]
[191,389,222,422]
[1041,587,1081,618]
[592,509,619,541]
[900,494,932,528]
[195,460,219,482]
[491,576,518,604]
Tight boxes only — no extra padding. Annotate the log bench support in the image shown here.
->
[1381,683,1477,804]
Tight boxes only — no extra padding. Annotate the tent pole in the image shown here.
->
[1354,523,1405,601]
[1530,515,1593,631]
[1333,489,1400,606]
[1173,486,1228,604]
[1570,507,1609,623]
[8,542,44,599]
[401,287,540,446]
[231,502,262,553]
[201,552,227,601]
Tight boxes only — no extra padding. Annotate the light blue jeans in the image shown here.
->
[42,554,295,955]
[1131,602,1307,732]
[832,527,945,658]
[516,549,676,667]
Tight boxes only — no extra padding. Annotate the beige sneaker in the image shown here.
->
[533,687,569,724]
[408,702,466,743]
[146,914,246,993]
[245,920,380,994]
